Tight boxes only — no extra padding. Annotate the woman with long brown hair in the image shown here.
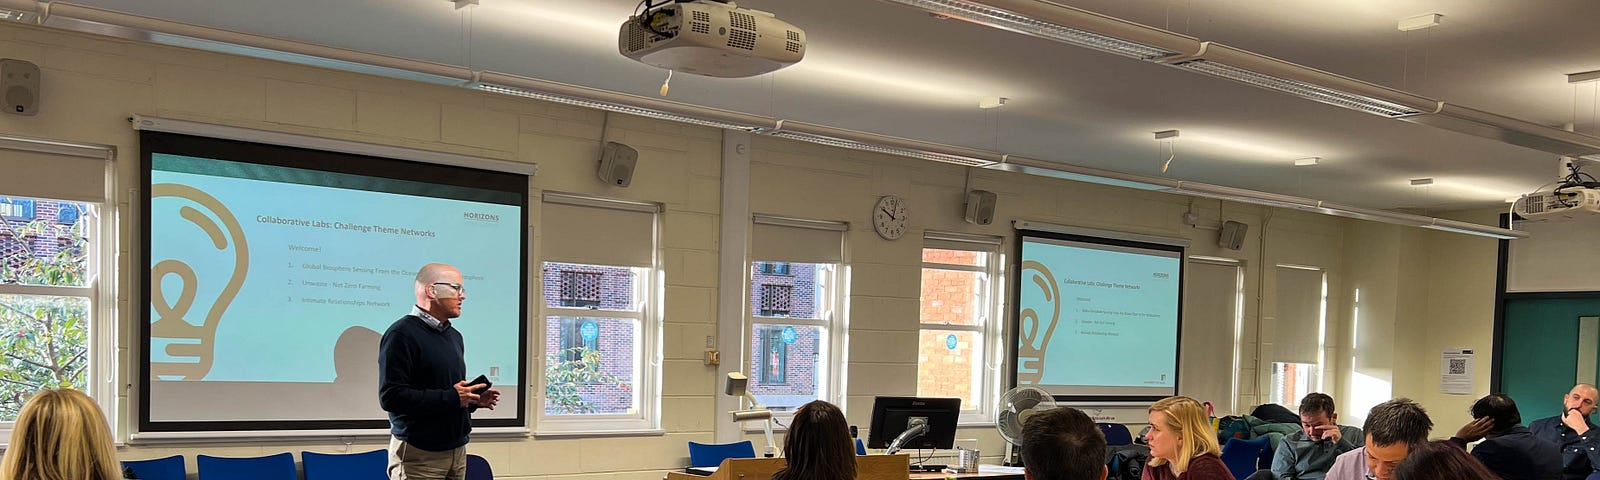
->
[0,388,122,480]
[774,400,857,480]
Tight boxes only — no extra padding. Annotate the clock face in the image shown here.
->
[873,195,908,240]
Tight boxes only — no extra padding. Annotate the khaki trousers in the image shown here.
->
[387,436,467,480]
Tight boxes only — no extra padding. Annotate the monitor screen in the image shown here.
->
[866,396,962,450]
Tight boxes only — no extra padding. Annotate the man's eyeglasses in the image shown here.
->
[432,282,465,294]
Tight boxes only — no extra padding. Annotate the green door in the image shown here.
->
[1502,297,1600,422]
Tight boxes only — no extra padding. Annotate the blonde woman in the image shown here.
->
[1143,396,1232,480]
[0,388,122,480]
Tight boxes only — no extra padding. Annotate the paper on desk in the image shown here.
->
[979,465,1026,474]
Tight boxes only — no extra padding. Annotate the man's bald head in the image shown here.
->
[1565,383,1599,416]
[413,263,465,319]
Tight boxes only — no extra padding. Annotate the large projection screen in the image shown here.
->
[1010,229,1184,401]
[140,131,527,432]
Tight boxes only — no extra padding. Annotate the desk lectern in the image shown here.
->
[667,455,912,480]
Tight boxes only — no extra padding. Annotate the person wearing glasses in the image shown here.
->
[380,263,501,480]
[1529,384,1600,480]
[1325,398,1433,480]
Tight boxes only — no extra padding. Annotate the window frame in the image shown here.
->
[0,195,115,446]
[1269,264,1328,409]
[917,233,1005,426]
[747,261,842,416]
[534,195,662,436]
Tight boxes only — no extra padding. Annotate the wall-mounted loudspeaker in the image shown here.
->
[1,59,39,116]
[964,190,997,225]
[598,141,638,187]
[1218,220,1248,250]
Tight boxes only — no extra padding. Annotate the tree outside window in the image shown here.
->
[0,196,93,420]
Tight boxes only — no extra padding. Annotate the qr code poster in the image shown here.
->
[1441,348,1475,395]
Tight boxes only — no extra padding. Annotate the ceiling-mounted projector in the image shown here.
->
[619,0,805,78]
[1513,156,1600,219]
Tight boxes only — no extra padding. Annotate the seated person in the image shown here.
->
[1267,393,1364,480]
[1529,384,1600,480]
[1143,396,1231,480]
[1393,440,1499,480]
[1327,398,1433,480]
[775,400,856,480]
[1021,406,1109,480]
[0,388,122,480]
[1449,393,1561,480]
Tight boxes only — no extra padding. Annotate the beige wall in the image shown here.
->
[0,20,1508,479]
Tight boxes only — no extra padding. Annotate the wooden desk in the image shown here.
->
[669,455,914,480]
[910,466,1025,480]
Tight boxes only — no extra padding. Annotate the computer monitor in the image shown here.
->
[866,396,961,450]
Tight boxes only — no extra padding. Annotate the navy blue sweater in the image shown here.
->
[379,315,470,451]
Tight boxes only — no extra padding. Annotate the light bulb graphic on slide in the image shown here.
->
[151,184,249,381]
[1015,260,1060,386]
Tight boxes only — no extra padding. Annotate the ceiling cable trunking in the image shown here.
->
[874,0,1600,158]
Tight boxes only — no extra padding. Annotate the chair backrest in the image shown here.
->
[1098,422,1134,446]
[466,454,493,480]
[197,452,297,480]
[302,449,387,480]
[687,440,757,468]
[122,454,187,480]
[1219,437,1271,480]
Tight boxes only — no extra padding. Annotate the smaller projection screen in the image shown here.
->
[1011,229,1183,401]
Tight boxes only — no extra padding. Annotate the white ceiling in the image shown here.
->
[71,0,1600,210]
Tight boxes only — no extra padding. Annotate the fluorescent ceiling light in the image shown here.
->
[877,0,1187,60]
[474,83,769,132]
[768,130,997,166]
[1570,70,1600,84]
[1294,157,1320,166]
[1422,221,1525,240]
[1397,13,1442,32]
[1174,60,1424,117]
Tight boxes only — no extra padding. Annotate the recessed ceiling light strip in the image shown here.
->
[475,73,776,132]
[875,0,1196,60]
[768,121,1002,166]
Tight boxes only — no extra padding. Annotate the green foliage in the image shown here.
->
[0,217,91,420]
[544,346,630,415]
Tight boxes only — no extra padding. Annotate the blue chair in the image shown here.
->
[856,438,867,455]
[196,452,296,480]
[687,440,757,468]
[1098,423,1134,445]
[303,449,387,480]
[466,454,493,480]
[1220,437,1271,480]
[122,455,186,480]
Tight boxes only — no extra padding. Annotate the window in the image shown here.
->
[559,271,602,308]
[0,196,104,437]
[758,262,791,275]
[1270,265,1327,408]
[758,326,788,384]
[916,233,1003,423]
[0,143,113,444]
[1182,258,1244,413]
[748,216,847,414]
[538,195,660,433]
[759,284,793,316]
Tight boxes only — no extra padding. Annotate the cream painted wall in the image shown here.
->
[0,19,1506,479]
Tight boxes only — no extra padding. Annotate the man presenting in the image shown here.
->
[1266,393,1363,480]
[1530,384,1600,480]
[380,263,500,480]
[1020,406,1108,480]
